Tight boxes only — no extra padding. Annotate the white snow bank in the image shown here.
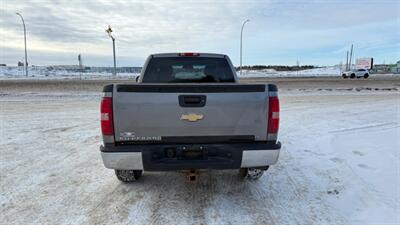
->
[238,66,341,77]
[0,66,139,80]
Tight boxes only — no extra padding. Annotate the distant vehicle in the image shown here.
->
[342,69,369,79]
[99,53,281,182]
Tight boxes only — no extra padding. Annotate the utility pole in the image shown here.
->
[105,25,116,76]
[240,19,250,76]
[16,12,28,76]
[112,38,116,76]
[349,44,353,70]
[346,51,349,71]
[78,54,83,80]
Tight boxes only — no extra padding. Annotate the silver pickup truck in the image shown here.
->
[100,53,281,182]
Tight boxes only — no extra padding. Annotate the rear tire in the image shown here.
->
[115,170,142,182]
[342,74,347,78]
[239,167,268,180]
[364,74,369,78]
[350,74,355,79]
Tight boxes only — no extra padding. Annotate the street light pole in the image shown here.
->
[106,25,116,76]
[16,12,28,77]
[112,38,116,76]
[240,19,250,76]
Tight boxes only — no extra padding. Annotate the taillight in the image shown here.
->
[267,96,280,134]
[178,52,200,57]
[100,96,114,135]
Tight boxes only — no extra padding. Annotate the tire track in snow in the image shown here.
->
[329,122,399,133]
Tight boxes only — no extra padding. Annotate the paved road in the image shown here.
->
[0,74,398,93]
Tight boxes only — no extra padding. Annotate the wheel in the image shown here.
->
[115,170,142,182]
[350,74,355,79]
[342,74,347,78]
[364,74,369,78]
[239,168,247,178]
[239,167,268,180]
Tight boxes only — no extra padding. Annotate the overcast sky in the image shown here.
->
[1,0,399,67]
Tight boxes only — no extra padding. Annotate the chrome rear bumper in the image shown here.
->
[241,149,280,167]
[100,142,281,171]
[101,152,144,170]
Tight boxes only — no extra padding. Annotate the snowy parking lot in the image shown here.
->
[1,77,399,225]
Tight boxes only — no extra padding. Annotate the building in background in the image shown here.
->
[396,61,400,74]
[370,64,399,74]
[371,64,390,73]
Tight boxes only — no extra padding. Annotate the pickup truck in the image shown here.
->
[100,53,281,182]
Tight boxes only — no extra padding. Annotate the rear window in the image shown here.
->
[142,57,235,83]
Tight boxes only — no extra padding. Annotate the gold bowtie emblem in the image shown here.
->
[180,113,204,122]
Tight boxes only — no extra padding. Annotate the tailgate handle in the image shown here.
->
[179,95,206,107]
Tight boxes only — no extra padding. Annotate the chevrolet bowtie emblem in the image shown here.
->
[180,113,204,122]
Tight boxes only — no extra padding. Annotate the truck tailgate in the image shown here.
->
[113,84,269,143]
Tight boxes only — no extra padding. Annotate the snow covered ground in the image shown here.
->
[1,65,398,80]
[0,79,399,225]
[0,66,139,80]
[239,66,342,77]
